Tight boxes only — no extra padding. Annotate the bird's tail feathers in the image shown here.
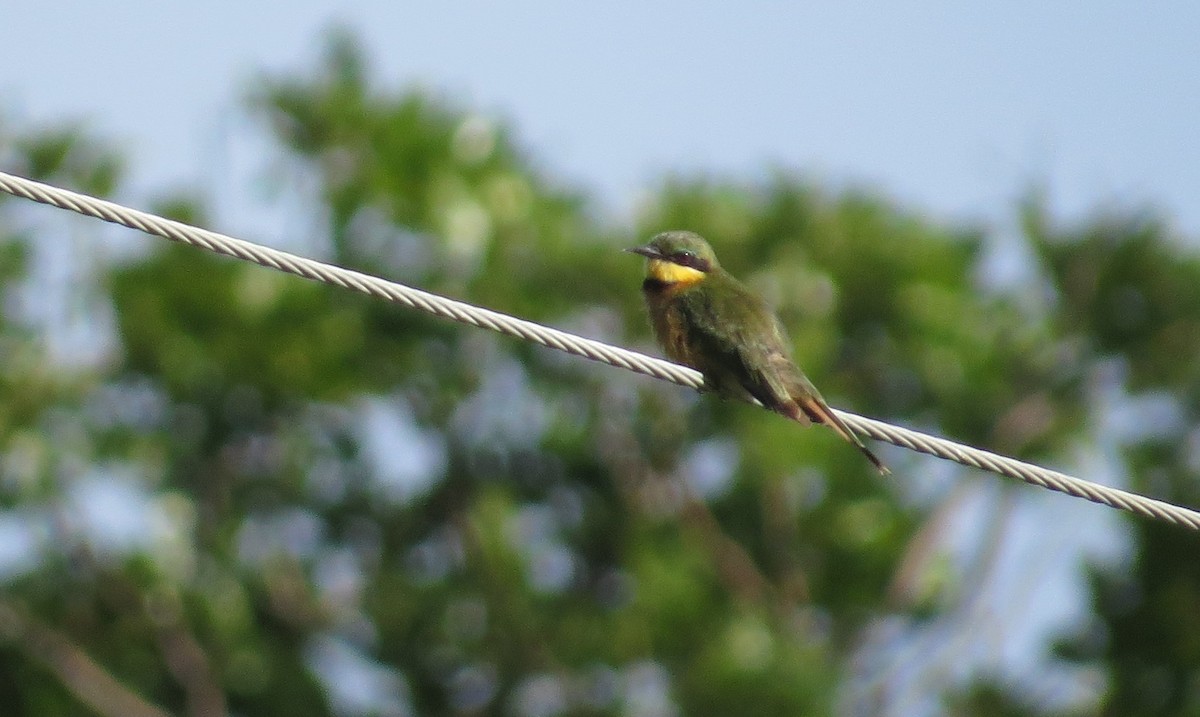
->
[791,397,891,476]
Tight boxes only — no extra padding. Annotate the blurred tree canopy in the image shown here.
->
[0,32,1197,717]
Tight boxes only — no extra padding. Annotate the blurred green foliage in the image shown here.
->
[0,32,1198,717]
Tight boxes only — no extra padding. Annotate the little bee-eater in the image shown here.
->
[627,230,889,475]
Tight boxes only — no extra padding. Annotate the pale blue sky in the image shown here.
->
[3,2,1199,234]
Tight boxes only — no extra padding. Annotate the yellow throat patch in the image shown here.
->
[646,258,706,287]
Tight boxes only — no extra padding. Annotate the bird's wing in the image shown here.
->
[677,281,891,474]
[677,284,800,415]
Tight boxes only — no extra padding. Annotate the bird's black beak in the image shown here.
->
[625,244,662,259]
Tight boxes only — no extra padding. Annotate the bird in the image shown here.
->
[626,230,889,475]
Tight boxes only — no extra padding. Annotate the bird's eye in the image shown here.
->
[669,250,709,271]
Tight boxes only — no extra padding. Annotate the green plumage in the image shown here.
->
[628,230,889,475]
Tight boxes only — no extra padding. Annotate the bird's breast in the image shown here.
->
[641,285,699,367]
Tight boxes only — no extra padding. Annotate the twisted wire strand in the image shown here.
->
[2,169,1198,531]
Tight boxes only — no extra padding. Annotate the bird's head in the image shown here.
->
[625,231,720,286]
